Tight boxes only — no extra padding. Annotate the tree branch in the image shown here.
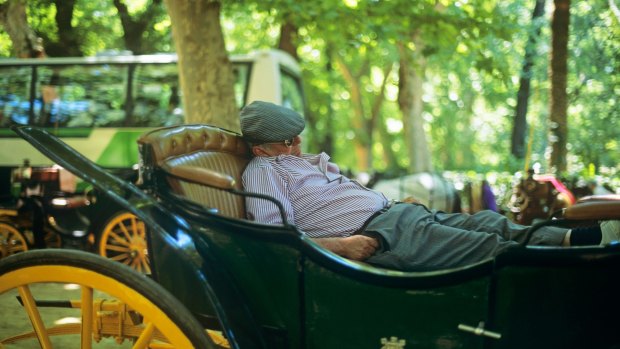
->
[0,2,7,22]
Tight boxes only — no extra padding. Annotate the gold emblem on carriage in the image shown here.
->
[381,336,406,348]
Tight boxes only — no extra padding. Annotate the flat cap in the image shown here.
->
[240,101,305,144]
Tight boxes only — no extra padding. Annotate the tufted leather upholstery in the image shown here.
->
[138,124,251,218]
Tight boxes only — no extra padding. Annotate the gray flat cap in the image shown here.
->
[240,101,305,144]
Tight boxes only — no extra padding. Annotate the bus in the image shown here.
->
[0,49,305,192]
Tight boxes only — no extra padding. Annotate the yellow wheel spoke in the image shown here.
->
[106,244,133,253]
[110,253,131,262]
[118,221,134,241]
[132,322,155,349]
[108,231,132,247]
[133,258,142,273]
[81,286,94,349]
[18,285,53,349]
[141,259,151,275]
[130,218,139,238]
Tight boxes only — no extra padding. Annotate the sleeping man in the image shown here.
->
[240,101,619,271]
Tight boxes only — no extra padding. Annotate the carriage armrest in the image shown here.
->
[161,164,236,191]
[577,194,620,203]
[564,200,620,220]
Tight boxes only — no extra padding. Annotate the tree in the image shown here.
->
[398,34,433,173]
[564,1,620,174]
[164,0,238,130]
[47,0,82,56]
[2,0,617,179]
[113,0,166,55]
[277,18,298,60]
[511,0,546,159]
[548,0,570,173]
[0,0,42,57]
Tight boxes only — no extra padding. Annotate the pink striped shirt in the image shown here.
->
[242,152,388,238]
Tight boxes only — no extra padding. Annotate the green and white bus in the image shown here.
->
[0,49,305,197]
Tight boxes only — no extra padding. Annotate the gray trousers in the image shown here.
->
[363,203,568,271]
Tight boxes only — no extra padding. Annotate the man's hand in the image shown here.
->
[312,235,379,261]
[401,196,420,204]
[340,235,379,260]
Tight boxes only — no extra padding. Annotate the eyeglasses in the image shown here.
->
[262,137,297,148]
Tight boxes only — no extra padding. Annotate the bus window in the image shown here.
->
[233,63,251,109]
[281,69,305,115]
[130,61,255,127]
[132,63,183,127]
[0,67,32,127]
[35,65,128,128]
[0,50,304,170]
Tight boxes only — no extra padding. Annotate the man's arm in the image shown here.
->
[312,235,379,261]
[243,165,294,225]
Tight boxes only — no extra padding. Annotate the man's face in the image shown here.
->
[252,135,302,157]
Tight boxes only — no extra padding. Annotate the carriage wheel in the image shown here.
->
[97,211,150,274]
[0,249,215,348]
[0,221,28,259]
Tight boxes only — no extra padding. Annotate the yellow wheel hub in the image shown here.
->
[0,222,28,259]
[98,212,150,274]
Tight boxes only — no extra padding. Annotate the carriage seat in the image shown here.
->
[137,124,251,219]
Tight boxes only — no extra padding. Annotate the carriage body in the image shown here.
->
[148,197,620,349]
[1,125,619,349]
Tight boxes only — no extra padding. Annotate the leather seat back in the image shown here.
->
[138,124,250,218]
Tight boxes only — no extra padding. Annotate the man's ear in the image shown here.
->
[251,145,268,157]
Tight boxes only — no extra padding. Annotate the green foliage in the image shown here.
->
[0,0,171,57]
[75,0,126,55]
[566,2,620,176]
[2,0,617,187]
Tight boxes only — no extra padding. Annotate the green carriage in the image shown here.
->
[1,124,619,349]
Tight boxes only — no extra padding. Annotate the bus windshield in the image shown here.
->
[0,54,303,130]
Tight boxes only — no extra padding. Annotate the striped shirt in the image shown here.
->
[242,152,388,238]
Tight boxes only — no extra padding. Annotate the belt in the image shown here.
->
[354,200,400,235]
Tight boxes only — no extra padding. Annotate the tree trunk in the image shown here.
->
[50,0,82,56]
[278,20,299,60]
[307,44,336,156]
[114,0,163,55]
[369,63,395,170]
[549,0,570,173]
[334,54,370,171]
[0,0,41,58]
[164,0,238,131]
[398,36,432,174]
[511,0,546,158]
